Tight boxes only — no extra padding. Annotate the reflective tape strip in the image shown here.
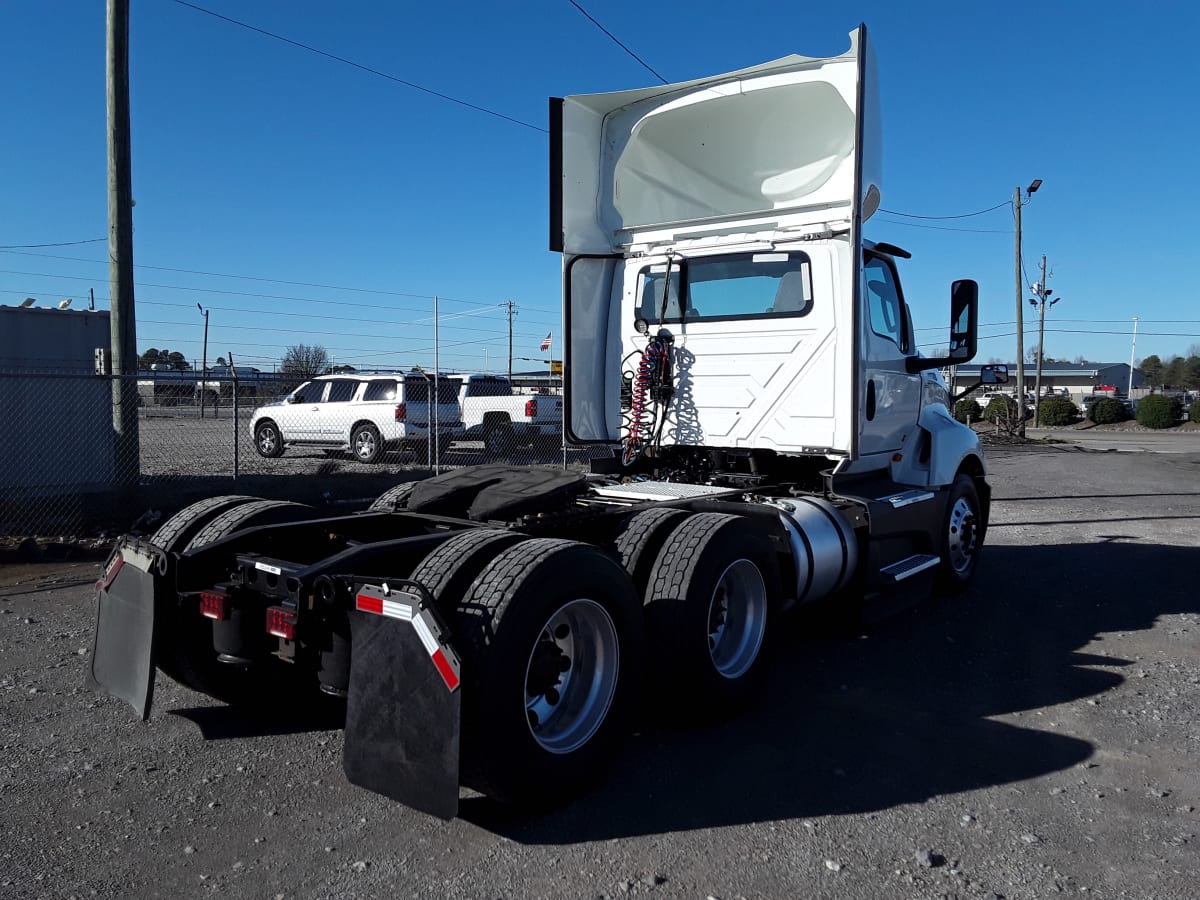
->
[97,553,125,592]
[410,614,439,655]
[355,593,414,622]
[430,649,460,691]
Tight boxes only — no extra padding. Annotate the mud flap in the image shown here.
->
[86,540,167,720]
[343,583,462,820]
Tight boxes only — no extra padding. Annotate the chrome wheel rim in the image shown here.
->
[524,599,619,755]
[947,497,978,574]
[707,559,767,679]
[354,430,377,460]
[257,426,277,455]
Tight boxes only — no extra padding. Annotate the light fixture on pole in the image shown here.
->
[198,302,210,419]
[1014,178,1043,436]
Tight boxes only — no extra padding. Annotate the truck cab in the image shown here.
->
[553,25,980,487]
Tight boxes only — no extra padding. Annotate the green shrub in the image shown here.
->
[1088,397,1127,424]
[953,398,982,423]
[983,396,1017,424]
[1037,397,1078,426]
[1136,394,1181,429]
[1189,400,1200,424]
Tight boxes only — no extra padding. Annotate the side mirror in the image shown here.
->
[288,394,303,404]
[948,280,978,362]
[907,279,980,372]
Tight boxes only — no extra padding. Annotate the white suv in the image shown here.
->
[250,373,463,463]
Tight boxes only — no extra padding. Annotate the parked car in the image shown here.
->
[250,373,463,463]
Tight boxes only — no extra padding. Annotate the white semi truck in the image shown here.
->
[88,26,1007,820]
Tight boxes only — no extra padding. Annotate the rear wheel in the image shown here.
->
[253,420,284,458]
[483,422,515,457]
[454,539,644,807]
[643,513,779,717]
[407,528,526,615]
[935,474,983,594]
[367,481,418,512]
[151,495,257,553]
[351,424,383,464]
[610,507,691,595]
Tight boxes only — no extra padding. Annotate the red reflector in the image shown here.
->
[525,398,537,417]
[266,606,297,641]
[199,591,229,621]
[430,648,460,691]
[355,593,384,615]
[394,402,407,421]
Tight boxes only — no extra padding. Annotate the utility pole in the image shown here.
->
[503,300,517,380]
[107,0,139,486]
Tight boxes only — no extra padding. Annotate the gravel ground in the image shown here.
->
[2,447,1198,899]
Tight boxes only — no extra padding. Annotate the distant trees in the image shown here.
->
[1140,353,1200,390]
[280,344,330,380]
[139,348,191,370]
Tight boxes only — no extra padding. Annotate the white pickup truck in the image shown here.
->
[456,374,562,454]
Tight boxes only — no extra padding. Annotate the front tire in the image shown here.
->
[935,474,983,594]
[253,420,284,458]
[454,539,644,807]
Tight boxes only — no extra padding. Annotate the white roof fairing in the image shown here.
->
[558,27,881,254]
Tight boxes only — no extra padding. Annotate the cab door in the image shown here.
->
[859,252,922,459]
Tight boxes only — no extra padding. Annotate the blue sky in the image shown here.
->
[3,0,1199,372]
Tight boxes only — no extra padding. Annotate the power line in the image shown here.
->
[878,200,1012,220]
[172,0,546,133]
[0,238,106,249]
[567,0,667,84]
[0,249,518,308]
[873,217,1012,235]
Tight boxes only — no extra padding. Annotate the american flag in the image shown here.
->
[539,332,552,352]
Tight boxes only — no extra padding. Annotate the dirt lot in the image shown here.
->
[2,446,1198,899]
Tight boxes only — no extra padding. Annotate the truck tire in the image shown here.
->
[407,528,526,616]
[934,474,983,594]
[454,539,644,807]
[643,513,780,716]
[185,499,314,552]
[150,495,257,553]
[367,482,418,512]
[610,507,691,594]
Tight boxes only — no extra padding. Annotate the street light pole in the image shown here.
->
[1014,179,1042,436]
[198,302,209,419]
[1128,316,1139,396]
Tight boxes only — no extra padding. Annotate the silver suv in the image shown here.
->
[250,373,463,463]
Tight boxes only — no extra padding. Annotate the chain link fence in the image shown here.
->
[1,370,609,540]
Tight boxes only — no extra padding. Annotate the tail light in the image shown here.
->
[199,590,229,621]
[525,398,537,417]
[266,606,297,641]
[394,402,407,422]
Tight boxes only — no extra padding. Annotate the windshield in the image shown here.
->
[637,252,813,324]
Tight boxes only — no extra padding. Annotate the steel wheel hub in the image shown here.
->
[947,497,977,574]
[524,598,619,755]
[707,559,767,679]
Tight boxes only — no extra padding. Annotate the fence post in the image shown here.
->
[229,356,240,479]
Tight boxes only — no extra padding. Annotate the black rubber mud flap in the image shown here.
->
[86,540,167,721]
[343,583,462,820]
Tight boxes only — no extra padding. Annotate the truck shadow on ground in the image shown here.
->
[462,542,1200,843]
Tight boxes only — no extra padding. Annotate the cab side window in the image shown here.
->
[864,255,908,352]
